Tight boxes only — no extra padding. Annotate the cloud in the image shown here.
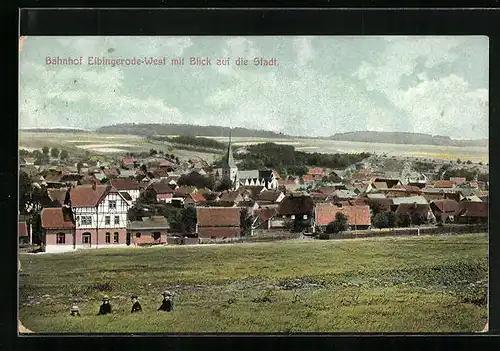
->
[19,36,488,139]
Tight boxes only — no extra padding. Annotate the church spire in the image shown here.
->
[226,128,236,168]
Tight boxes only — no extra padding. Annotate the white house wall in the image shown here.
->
[73,193,129,229]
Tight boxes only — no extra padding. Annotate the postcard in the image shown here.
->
[18,36,488,333]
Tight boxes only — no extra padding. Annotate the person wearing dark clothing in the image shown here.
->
[98,296,112,315]
[130,294,142,313]
[158,291,173,312]
[70,305,81,317]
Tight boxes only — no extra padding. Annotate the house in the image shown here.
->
[149,183,175,203]
[307,167,325,181]
[276,195,314,229]
[391,196,429,206]
[219,191,244,206]
[256,190,285,204]
[237,199,260,216]
[238,170,263,187]
[456,201,488,224]
[184,193,207,206]
[116,169,137,179]
[47,188,69,207]
[23,157,36,166]
[120,158,137,169]
[240,185,265,199]
[433,180,454,188]
[110,179,141,203]
[366,178,402,192]
[330,189,358,201]
[255,207,279,229]
[196,207,241,241]
[59,173,83,187]
[450,177,467,186]
[310,192,330,203]
[386,184,422,198]
[301,174,315,183]
[430,199,460,223]
[402,172,428,185]
[60,183,131,252]
[277,178,301,192]
[41,207,76,253]
[314,203,371,230]
[150,168,170,180]
[19,221,29,244]
[127,216,170,246]
[393,203,436,224]
[103,168,120,179]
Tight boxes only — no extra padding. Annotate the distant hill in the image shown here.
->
[96,123,293,138]
[330,131,488,147]
[21,128,90,133]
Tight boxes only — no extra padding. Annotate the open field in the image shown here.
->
[19,132,488,163]
[19,233,488,333]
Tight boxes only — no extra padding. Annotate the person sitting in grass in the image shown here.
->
[130,294,142,313]
[97,295,112,315]
[70,305,81,317]
[158,291,173,312]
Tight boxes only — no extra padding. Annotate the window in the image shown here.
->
[152,232,161,240]
[105,232,111,243]
[82,233,91,244]
[81,216,92,225]
[113,232,119,243]
[56,233,65,244]
[114,216,120,225]
[136,232,141,238]
[105,216,111,225]
[109,200,117,209]
[303,215,308,219]
[291,215,295,219]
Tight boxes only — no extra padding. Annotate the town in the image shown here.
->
[18,132,489,254]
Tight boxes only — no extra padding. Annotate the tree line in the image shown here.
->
[148,135,227,150]
[213,142,370,176]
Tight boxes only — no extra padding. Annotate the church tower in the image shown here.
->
[223,129,239,190]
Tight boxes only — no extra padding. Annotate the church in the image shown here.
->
[214,130,278,191]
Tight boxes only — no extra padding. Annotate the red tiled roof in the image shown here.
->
[391,185,422,193]
[187,193,206,203]
[302,174,314,182]
[220,191,242,202]
[257,190,283,203]
[104,169,119,177]
[308,167,324,175]
[459,201,488,217]
[121,158,137,165]
[47,188,68,205]
[197,207,241,227]
[152,168,169,178]
[430,199,460,215]
[41,208,75,229]
[278,179,297,185]
[110,179,140,191]
[174,186,197,197]
[159,161,174,167]
[18,222,28,237]
[434,180,454,188]
[315,203,371,226]
[255,207,277,222]
[450,177,467,185]
[151,183,175,194]
[70,185,110,207]
[157,193,173,200]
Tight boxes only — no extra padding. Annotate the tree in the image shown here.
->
[50,148,60,158]
[42,146,50,155]
[457,159,462,164]
[325,212,349,233]
[369,201,384,218]
[386,211,397,228]
[149,149,157,156]
[77,162,83,174]
[216,177,233,192]
[181,206,197,233]
[19,171,32,213]
[372,212,390,229]
[240,207,253,236]
[178,171,215,190]
[396,213,411,227]
[138,187,158,205]
[60,150,69,160]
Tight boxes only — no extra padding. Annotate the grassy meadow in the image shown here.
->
[19,234,488,333]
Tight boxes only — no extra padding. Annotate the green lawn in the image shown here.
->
[19,234,488,333]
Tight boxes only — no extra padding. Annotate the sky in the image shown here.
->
[19,36,488,139]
